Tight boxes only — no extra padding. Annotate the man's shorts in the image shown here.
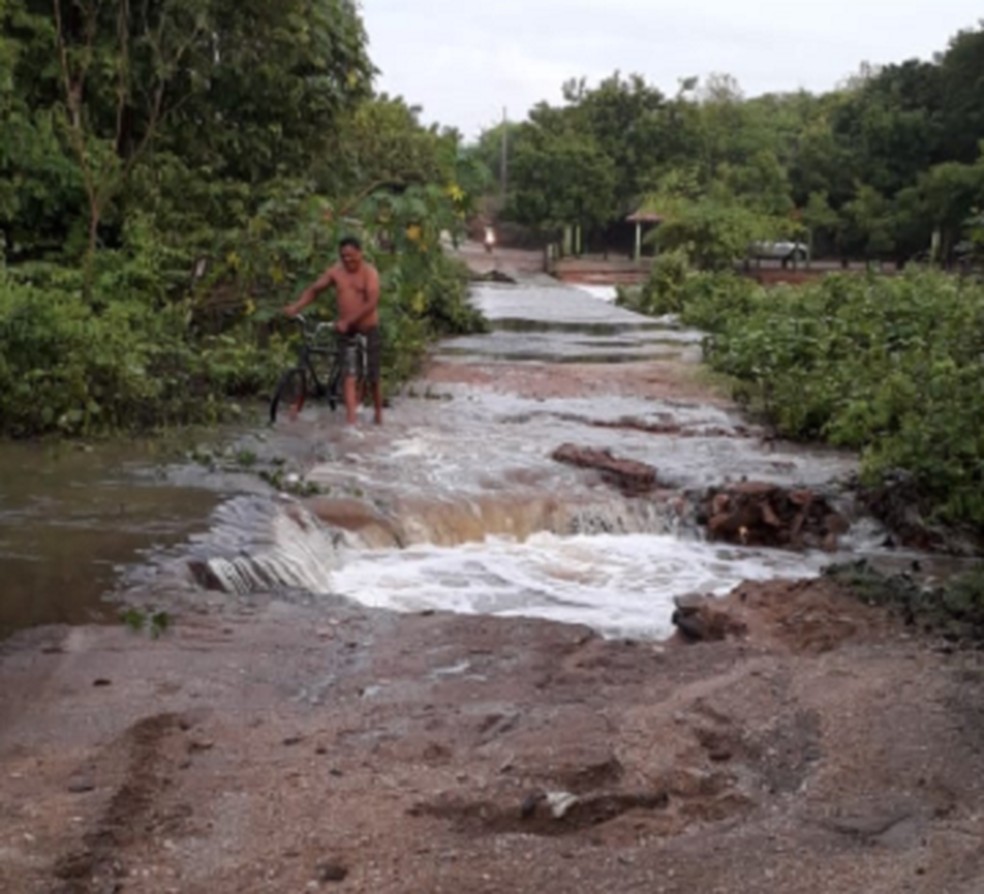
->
[339,327,381,383]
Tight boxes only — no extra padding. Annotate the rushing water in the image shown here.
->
[1,277,925,642]
[328,533,840,640]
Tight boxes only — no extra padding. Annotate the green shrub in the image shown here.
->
[0,273,286,436]
[0,178,483,438]
[627,264,984,532]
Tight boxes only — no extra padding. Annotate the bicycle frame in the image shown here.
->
[269,315,369,423]
[291,314,336,399]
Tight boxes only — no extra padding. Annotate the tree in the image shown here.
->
[938,23,984,163]
[325,95,459,197]
[801,191,839,258]
[46,0,211,277]
[506,125,616,234]
[719,149,793,217]
[463,118,517,200]
[842,184,894,260]
[919,157,984,262]
[649,183,779,271]
[560,71,666,211]
[823,59,942,206]
[3,0,374,279]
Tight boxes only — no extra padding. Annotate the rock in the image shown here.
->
[520,792,542,819]
[519,790,581,821]
[67,776,96,794]
[671,594,748,643]
[544,791,581,819]
[306,497,403,548]
[551,444,659,496]
[317,861,349,883]
[187,559,227,592]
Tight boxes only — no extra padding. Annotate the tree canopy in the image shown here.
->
[0,0,484,437]
[464,21,984,267]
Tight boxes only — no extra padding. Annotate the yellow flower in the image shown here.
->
[410,291,427,315]
[406,224,422,243]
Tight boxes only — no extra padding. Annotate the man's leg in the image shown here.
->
[338,334,361,424]
[365,327,383,425]
[342,375,359,424]
[371,381,383,425]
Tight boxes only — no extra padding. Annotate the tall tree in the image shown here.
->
[2,0,374,272]
[506,124,616,234]
[938,23,984,163]
[561,72,666,210]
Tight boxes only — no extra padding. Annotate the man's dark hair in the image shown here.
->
[339,235,362,252]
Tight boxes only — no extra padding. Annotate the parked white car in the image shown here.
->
[748,240,809,263]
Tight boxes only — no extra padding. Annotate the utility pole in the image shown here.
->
[499,106,508,205]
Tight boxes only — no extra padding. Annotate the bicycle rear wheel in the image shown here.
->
[270,367,308,423]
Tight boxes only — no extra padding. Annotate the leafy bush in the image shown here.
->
[0,176,483,438]
[628,263,984,531]
[621,251,760,325]
[0,272,285,436]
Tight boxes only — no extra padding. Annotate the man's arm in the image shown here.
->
[337,265,380,332]
[283,267,335,316]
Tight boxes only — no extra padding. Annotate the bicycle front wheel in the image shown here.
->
[270,368,308,423]
[326,360,342,412]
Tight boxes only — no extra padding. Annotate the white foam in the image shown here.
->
[573,284,619,302]
[329,532,833,640]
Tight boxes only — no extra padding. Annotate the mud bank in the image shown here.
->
[2,580,984,894]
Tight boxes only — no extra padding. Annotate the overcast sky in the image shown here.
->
[361,1,982,142]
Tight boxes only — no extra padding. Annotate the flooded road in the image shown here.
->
[1,276,909,642]
[280,279,896,638]
[10,272,984,894]
[131,277,914,640]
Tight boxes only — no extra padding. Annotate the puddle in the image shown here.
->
[0,432,280,638]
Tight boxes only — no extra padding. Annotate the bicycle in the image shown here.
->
[269,314,367,423]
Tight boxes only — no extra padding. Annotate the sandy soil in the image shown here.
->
[2,249,984,894]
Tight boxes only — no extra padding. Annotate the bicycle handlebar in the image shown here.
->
[289,313,336,341]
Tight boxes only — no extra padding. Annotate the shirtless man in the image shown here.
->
[283,236,383,425]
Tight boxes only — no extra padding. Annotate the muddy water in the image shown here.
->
[134,279,913,640]
[0,433,276,639]
[283,280,889,638]
[1,278,914,642]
